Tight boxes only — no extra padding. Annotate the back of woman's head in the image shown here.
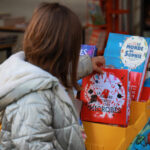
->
[23,2,82,90]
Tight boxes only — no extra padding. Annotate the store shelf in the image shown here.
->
[85,0,130,55]
[83,100,150,150]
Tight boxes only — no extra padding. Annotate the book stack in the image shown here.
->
[104,33,150,102]
[80,33,150,126]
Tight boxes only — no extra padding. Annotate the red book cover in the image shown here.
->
[141,86,150,101]
[129,72,142,101]
[80,68,129,126]
[140,70,150,102]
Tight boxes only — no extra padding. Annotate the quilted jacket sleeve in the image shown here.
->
[77,55,93,80]
[1,92,61,150]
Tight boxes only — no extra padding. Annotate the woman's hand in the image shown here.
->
[91,56,105,74]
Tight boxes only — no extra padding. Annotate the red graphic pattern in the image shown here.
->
[80,68,130,126]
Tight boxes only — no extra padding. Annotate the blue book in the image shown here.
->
[104,33,150,101]
[104,33,150,72]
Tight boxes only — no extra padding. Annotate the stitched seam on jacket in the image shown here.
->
[67,125,73,150]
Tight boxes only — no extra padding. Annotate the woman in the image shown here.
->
[0,2,105,150]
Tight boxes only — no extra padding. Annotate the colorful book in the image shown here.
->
[80,67,129,126]
[104,33,150,101]
[78,45,97,86]
[80,44,97,57]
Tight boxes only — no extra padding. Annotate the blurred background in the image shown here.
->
[0,0,148,62]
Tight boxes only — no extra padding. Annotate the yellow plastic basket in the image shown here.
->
[83,100,150,150]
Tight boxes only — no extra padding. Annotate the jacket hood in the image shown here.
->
[0,52,75,113]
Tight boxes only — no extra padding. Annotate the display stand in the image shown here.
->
[86,0,129,55]
[83,100,150,150]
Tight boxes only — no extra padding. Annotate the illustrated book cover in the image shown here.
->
[104,33,150,101]
[80,67,129,126]
[141,69,150,102]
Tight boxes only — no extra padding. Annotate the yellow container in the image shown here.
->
[83,100,150,150]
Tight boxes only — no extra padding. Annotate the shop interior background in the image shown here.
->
[0,0,146,62]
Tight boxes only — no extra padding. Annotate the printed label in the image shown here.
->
[80,48,88,55]
[121,36,148,69]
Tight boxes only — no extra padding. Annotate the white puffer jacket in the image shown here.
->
[0,51,92,150]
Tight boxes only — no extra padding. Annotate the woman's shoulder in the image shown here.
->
[6,89,54,111]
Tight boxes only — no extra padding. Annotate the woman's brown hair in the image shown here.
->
[23,2,82,90]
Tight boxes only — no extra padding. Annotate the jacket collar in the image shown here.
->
[0,51,79,121]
